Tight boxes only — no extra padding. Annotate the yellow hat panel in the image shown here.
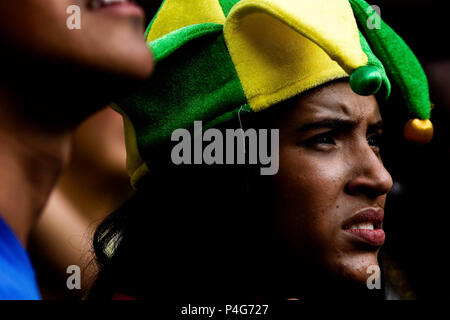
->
[147,0,226,42]
[224,0,368,112]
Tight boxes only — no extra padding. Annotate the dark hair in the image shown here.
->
[88,112,289,299]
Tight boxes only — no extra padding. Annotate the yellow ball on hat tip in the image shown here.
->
[404,118,434,145]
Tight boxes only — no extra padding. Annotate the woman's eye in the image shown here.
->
[367,133,382,148]
[307,132,336,146]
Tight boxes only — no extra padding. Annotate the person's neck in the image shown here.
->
[0,85,81,247]
[57,159,133,223]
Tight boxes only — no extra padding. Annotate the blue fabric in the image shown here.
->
[0,215,41,300]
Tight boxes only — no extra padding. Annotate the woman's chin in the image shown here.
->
[335,252,381,287]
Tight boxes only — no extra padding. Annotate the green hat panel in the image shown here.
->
[150,23,224,62]
[218,0,240,16]
[349,0,433,143]
[350,0,431,120]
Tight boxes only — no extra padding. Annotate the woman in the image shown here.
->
[89,0,433,299]
[0,0,152,299]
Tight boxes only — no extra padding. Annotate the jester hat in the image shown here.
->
[116,0,434,186]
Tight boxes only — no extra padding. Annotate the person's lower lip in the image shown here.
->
[89,0,145,19]
[344,229,385,246]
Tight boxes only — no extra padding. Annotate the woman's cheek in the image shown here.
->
[275,149,347,248]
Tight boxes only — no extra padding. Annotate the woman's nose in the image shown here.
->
[345,143,393,199]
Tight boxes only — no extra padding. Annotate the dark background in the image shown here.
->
[366,0,450,299]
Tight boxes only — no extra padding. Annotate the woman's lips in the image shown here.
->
[342,207,385,246]
[87,0,145,18]
[344,229,385,246]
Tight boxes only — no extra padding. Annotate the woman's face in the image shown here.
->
[273,81,393,289]
[0,0,152,80]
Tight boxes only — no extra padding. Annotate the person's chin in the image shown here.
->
[337,251,380,286]
[70,24,152,80]
[101,45,153,81]
[72,50,152,102]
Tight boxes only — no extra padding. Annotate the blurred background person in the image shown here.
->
[0,0,153,299]
[29,107,133,299]
[26,1,164,300]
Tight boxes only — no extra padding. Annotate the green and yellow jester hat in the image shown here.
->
[115,0,434,186]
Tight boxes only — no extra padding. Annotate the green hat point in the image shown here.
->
[350,65,383,96]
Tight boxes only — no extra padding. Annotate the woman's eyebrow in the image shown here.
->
[296,118,357,133]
